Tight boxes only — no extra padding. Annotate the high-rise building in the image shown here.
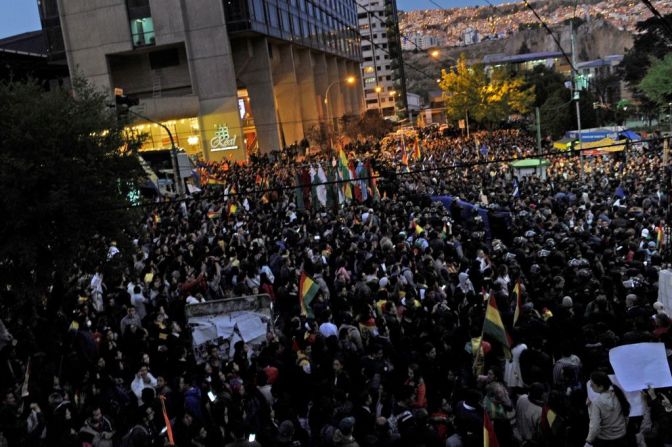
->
[38,0,363,160]
[357,0,407,119]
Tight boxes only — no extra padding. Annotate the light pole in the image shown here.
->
[390,90,398,120]
[127,108,184,197]
[324,75,356,149]
[374,85,383,117]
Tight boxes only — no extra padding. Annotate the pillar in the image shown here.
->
[293,48,320,137]
[337,59,354,116]
[272,44,304,147]
[348,61,364,116]
[312,52,329,123]
[233,37,282,155]
[325,56,343,128]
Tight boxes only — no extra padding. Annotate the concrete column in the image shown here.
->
[293,48,320,137]
[337,59,354,116]
[349,61,364,116]
[312,52,329,123]
[325,56,343,128]
[272,44,304,147]
[233,37,282,155]
[179,0,246,161]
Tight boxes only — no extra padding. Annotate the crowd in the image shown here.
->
[0,127,671,447]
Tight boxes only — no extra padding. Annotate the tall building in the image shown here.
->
[39,0,363,160]
[401,34,441,51]
[357,0,407,119]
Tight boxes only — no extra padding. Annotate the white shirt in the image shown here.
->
[319,322,338,338]
[131,372,157,403]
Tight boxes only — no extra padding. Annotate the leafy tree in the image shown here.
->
[539,87,598,138]
[524,64,567,108]
[639,53,672,105]
[0,79,143,305]
[618,13,672,121]
[438,54,535,127]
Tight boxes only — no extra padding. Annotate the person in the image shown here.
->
[515,382,544,445]
[585,371,629,447]
[79,407,114,447]
[131,365,158,404]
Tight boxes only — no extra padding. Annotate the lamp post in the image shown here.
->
[324,75,356,149]
[389,90,397,120]
[374,85,383,117]
[127,108,184,197]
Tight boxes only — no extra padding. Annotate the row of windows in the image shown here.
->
[225,0,360,59]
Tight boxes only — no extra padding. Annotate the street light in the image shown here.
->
[430,49,440,59]
[324,75,357,149]
[389,90,398,119]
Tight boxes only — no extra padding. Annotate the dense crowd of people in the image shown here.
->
[0,127,671,447]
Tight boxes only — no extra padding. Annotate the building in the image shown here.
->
[483,51,564,73]
[461,27,479,46]
[357,0,407,118]
[576,55,629,105]
[401,33,441,51]
[0,31,68,87]
[39,0,363,161]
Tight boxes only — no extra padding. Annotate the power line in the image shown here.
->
[638,0,672,40]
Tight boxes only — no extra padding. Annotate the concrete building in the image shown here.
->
[461,27,480,46]
[357,0,407,118]
[401,33,440,51]
[40,0,363,161]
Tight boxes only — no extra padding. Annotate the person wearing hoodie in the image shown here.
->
[585,371,629,447]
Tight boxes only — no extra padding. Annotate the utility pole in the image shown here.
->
[535,107,542,154]
[571,21,584,180]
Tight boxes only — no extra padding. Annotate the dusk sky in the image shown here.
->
[0,1,506,39]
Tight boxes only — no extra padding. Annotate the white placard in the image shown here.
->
[609,343,672,392]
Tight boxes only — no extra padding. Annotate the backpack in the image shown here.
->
[120,425,148,447]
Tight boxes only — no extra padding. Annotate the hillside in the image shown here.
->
[403,19,633,100]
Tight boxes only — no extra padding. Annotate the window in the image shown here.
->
[149,48,179,69]
[127,0,154,47]
[130,17,154,46]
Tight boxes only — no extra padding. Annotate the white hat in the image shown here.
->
[379,277,389,289]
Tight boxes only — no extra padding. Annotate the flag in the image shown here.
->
[483,410,500,447]
[657,226,665,248]
[337,149,353,202]
[401,145,409,167]
[356,162,368,202]
[512,279,522,327]
[541,405,557,433]
[159,395,175,446]
[227,202,238,215]
[350,160,363,203]
[415,222,425,235]
[413,139,421,160]
[316,164,328,207]
[255,174,263,185]
[480,143,489,157]
[299,272,320,318]
[483,294,511,354]
[512,178,520,198]
[366,160,380,202]
[207,209,221,219]
[614,185,626,199]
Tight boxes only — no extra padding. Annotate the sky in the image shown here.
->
[0,0,506,40]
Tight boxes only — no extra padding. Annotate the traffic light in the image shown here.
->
[114,87,139,117]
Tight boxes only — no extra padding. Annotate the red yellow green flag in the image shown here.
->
[483,410,499,447]
[299,272,320,318]
[483,294,511,354]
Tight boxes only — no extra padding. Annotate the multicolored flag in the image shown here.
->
[483,294,511,357]
[413,138,421,160]
[159,395,175,446]
[207,209,222,219]
[299,272,320,318]
[483,410,500,447]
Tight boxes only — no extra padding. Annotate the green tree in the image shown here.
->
[0,79,143,304]
[524,64,567,108]
[639,53,672,105]
[438,54,535,126]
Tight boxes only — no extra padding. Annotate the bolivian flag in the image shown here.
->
[207,209,221,219]
[483,410,499,447]
[299,272,320,318]
[483,294,511,356]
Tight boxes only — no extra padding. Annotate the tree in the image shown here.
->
[639,53,672,105]
[438,54,535,127]
[0,79,143,305]
[524,64,567,108]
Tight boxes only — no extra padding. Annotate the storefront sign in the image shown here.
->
[210,124,238,152]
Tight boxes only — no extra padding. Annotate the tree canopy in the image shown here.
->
[639,53,672,106]
[438,54,535,126]
[0,79,143,298]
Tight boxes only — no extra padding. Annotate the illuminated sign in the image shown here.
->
[210,124,238,152]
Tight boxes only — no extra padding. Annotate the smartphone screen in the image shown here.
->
[248,434,256,442]
[208,391,216,402]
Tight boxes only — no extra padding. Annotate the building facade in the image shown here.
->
[41,0,363,161]
[357,0,407,119]
[401,33,440,51]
